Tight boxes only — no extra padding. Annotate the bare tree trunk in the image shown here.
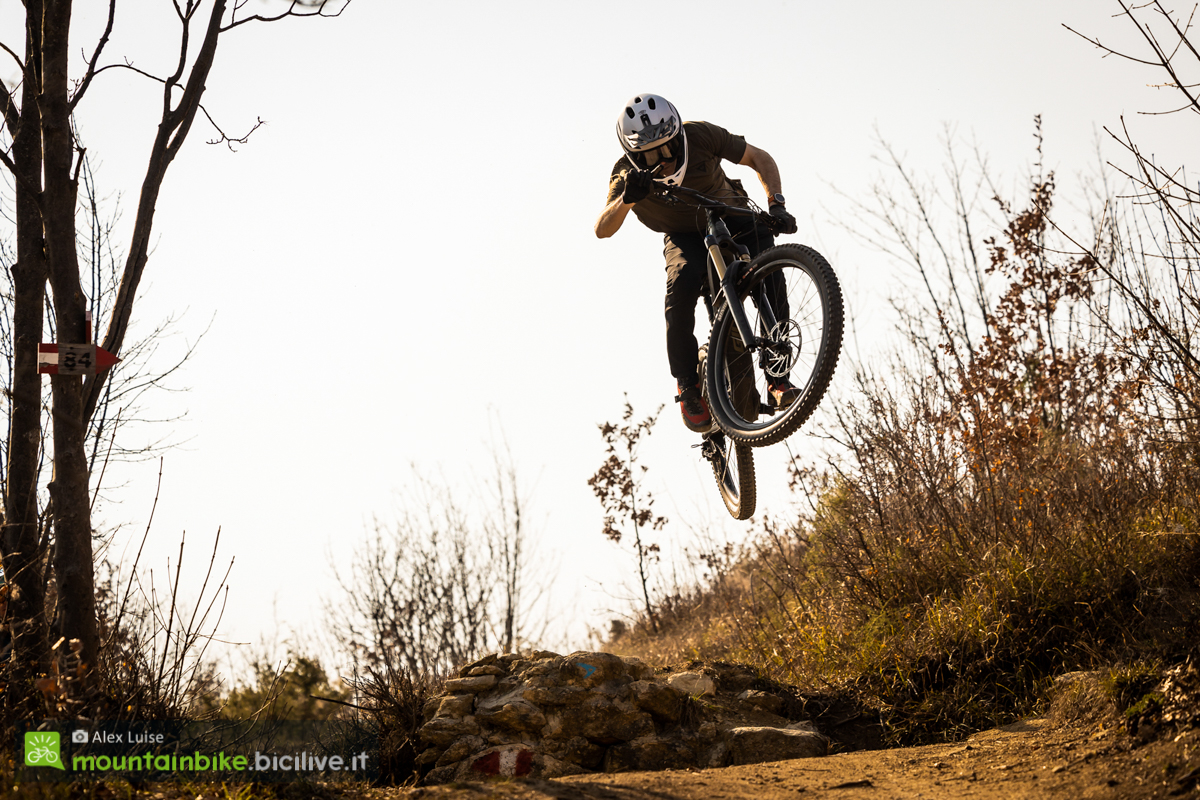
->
[2,0,52,718]
[0,0,349,719]
[40,0,100,674]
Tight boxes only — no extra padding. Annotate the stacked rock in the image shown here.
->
[415,650,828,784]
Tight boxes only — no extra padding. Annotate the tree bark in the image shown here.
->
[41,0,100,674]
[0,0,345,719]
[2,0,52,720]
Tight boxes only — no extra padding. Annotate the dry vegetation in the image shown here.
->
[606,1,1200,746]
[5,3,1200,796]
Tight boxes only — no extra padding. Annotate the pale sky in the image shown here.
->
[3,0,1194,671]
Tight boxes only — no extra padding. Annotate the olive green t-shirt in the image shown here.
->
[606,120,750,234]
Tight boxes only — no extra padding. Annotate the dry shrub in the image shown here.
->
[327,456,545,680]
[612,142,1200,746]
[1047,671,1119,727]
[786,172,1200,742]
[613,5,1200,741]
[20,534,234,725]
[341,658,435,786]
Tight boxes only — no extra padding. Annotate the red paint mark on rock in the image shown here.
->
[471,751,500,776]
[471,747,535,777]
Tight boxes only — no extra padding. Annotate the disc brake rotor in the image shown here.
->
[762,318,801,378]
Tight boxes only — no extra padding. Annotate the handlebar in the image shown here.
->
[652,181,784,234]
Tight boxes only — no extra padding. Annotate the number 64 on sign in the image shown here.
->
[36,343,120,376]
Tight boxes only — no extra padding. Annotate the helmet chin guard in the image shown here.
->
[616,93,688,186]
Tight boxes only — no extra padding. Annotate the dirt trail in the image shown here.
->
[397,718,1200,800]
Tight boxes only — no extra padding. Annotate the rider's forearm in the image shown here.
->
[753,155,782,202]
[740,144,784,204]
[595,197,633,238]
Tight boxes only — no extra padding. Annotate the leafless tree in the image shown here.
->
[0,0,350,721]
[481,439,553,654]
[329,455,548,679]
[1063,1,1200,441]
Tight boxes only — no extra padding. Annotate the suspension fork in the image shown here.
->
[752,281,781,337]
[705,216,758,350]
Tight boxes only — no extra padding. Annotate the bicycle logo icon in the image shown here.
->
[24,731,66,770]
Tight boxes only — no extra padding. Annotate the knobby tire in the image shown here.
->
[706,244,843,447]
[708,433,756,519]
[699,345,757,519]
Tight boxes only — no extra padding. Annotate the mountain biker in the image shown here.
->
[594,93,800,433]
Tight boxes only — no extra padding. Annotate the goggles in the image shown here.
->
[628,134,685,173]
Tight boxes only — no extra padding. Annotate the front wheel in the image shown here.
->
[707,244,843,447]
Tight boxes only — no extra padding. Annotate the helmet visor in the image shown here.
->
[628,134,686,174]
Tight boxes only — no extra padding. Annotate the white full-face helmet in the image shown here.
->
[616,93,688,186]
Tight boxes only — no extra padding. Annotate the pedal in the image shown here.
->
[695,434,723,461]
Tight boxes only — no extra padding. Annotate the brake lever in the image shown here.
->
[758,212,782,233]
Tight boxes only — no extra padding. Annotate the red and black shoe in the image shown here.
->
[768,378,802,410]
[675,382,713,433]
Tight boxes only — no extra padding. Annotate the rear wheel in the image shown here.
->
[702,431,756,520]
[699,345,755,519]
[707,244,843,447]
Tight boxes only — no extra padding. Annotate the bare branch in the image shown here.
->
[1062,22,1164,66]
[1032,187,1200,379]
[1066,2,1200,117]
[68,0,117,112]
[1154,0,1200,72]
[85,1,227,420]
[0,65,24,141]
[222,0,351,32]
[0,40,23,75]
[86,60,167,86]
[1124,1,1200,116]
[201,110,265,150]
[0,146,20,181]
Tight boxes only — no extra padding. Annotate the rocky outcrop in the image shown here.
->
[414,650,829,784]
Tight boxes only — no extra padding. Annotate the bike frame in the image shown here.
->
[660,184,782,363]
[701,209,781,354]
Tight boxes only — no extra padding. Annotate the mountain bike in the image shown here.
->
[657,183,843,519]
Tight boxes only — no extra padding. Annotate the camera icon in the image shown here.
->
[71,730,88,744]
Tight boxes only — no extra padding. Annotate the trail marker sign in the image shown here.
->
[37,343,120,376]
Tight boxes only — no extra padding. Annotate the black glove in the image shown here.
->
[769,204,798,235]
[621,169,655,205]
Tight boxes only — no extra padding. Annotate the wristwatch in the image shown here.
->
[770,192,786,207]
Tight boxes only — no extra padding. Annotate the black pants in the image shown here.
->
[663,217,774,388]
